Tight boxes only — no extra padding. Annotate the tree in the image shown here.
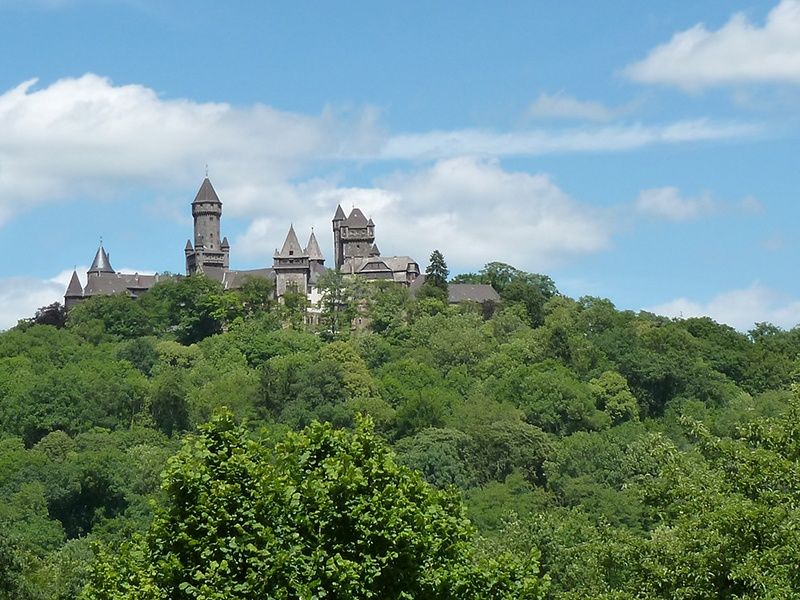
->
[30,302,67,329]
[316,269,357,340]
[83,411,548,599]
[419,249,449,302]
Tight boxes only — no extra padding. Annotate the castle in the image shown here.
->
[64,177,420,309]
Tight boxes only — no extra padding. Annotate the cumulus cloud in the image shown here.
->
[634,187,717,221]
[624,0,800,90]
[0,74,382,223]
[0,276,66,330]
[238,157,612,271]
[0,75,762,230]
[527,92,617,121]
[647,283,800,331]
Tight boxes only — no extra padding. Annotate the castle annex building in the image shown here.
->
[64,177,420,308]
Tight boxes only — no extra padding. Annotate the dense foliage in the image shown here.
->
[2,263,800,598]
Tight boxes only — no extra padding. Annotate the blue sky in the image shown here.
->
[1,0,799,330]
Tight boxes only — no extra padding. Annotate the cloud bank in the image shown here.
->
[625,0,800,90]
[647,283,800,331]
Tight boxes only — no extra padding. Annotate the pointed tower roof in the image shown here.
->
[88,244,114,274]
[221,236,230,248]
[192,177,221,204]
[344,207,369,227]
[305,231,324,261]
[65,270,83,297]
[370,243,380,256]
[367,217,375,226]
[333,204,346,221]
[185,239,193,251]
[275,225,306,258]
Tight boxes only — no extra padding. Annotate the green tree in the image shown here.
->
[83,411,548,599]
[316,269,357,340]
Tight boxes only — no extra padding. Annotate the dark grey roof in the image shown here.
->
[333,204,346,221]
[409,276,499,303]
[447,284,501,304]
[344,208,369,227]
[65,270,83,297]
[305,231,324,261]
[309,261,328,285]
[88,245,114,274]
[275,225,306,258]
[223,268,275,290]
[193,177,221,204]
[370,243,380,256]
[185,239,193,250]
[200,265,226,282]
[83,272,165,297]
[221,236,230,248]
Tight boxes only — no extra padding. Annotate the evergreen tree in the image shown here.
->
[425,249,449,289]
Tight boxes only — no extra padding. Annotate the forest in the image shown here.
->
[1,258,799,598]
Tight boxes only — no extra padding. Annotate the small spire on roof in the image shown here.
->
[306,230,324,261]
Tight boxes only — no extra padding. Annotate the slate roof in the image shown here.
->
[222,268,276,290]
[305,231,324,261]
[447,283,501,303]
[410,276,501,303]
[275,225,306,258]
[333,205,346,221]
[65,270,83,297]
[342,255,419,283]
[193,177,221,204]
[88,245,114,274]
[83,272,163,296]
[344,208,369,228]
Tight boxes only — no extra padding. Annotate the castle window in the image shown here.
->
[289,250,294,255]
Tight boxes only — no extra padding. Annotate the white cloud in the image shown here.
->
[527,92,617,121]
[634,187,716,221]
[634,187,763,222]
[647,283,800,331]
[624,0,800,90]
[0,273,69,330]
[238,157,612,271]
[0,74,381,224]
[0,75,761,230]
[379,120,759,160]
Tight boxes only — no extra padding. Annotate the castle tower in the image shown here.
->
[332,204,346,268]
[64,270,84,310]
[185,177,229,277]
[87,243,115,277]
[333,207,374,269]
[306,230,324,266]
[273,225,309,297]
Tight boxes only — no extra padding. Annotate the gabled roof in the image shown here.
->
[192,177,221,204]
[344,207,369,227]
[305,231,324,261]
[275,225,306,258]
[333,204,346,221]
[88,244,114,274]
[65,270,83,297]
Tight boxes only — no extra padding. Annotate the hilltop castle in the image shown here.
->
[64,177,420,308]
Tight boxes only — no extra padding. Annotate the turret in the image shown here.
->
[273,225,309,297]
[185,177,229,277]
[87,243,114,277]
[332,204,346,268]
[64,270,84,309]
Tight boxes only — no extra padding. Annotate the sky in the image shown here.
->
[1,0,800,331]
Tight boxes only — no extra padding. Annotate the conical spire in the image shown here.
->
[65,270,83,297]
[221,236,230,248]
[333,204,346,221]
[185,239,193,251]
[192,177,221,204]
[275,225,306,258]
[306,231,324,261]
[88,244,114,275]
